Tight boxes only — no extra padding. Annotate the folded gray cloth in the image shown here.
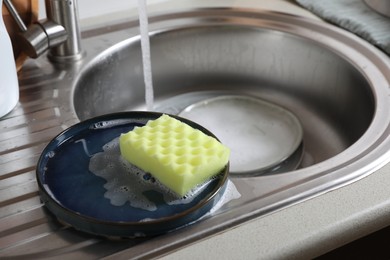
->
[296,0,390,55]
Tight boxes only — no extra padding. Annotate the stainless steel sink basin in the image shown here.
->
[3,8,390,259]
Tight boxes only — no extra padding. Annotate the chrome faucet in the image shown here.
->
[4,0,83,62]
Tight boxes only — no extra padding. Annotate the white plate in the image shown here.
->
[179,95,303,174]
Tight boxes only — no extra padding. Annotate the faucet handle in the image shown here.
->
[4,0,82,62]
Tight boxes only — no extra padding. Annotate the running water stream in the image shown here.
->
[137,0,154,111]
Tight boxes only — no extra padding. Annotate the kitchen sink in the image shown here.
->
[2,8,390,259]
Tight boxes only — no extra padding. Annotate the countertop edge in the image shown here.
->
[160,163,390,259]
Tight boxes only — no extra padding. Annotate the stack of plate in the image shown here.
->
[179,95,304,177]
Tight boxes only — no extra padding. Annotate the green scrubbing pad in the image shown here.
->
[119,114,230,197]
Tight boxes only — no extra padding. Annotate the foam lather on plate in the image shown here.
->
[119,114,230,197]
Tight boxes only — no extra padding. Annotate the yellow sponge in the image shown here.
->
[119,114,230,197]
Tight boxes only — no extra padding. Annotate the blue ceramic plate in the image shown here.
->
[36,112,228,238]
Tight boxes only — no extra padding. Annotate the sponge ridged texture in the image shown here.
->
[119,114,230,196]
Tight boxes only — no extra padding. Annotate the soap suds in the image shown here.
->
[89,137,218,211]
